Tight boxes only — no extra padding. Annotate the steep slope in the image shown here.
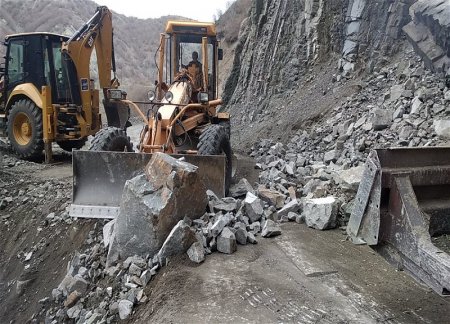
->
[223,0,446,150]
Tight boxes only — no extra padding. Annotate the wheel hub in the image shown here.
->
[13,112,32,145]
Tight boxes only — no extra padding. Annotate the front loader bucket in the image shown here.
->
[70,150,225,219]
[347,147,450,295]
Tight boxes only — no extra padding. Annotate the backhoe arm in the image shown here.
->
[61,6,121,128]
[62,6,118,91]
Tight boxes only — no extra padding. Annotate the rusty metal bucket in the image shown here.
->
[347,147,450,295]
[70,150,225,219]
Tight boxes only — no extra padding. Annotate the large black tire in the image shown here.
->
[197,124,232,195]
[57,138,87,152]
[89,127,133,152]
[7,99,44,159]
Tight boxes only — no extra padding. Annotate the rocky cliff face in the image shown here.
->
[403,0,450,72]
[224,0,449,150]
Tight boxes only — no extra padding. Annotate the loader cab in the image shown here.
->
[1,33,81,108]
[164,21,223,101]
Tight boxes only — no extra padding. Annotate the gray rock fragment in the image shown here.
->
[217,227,237,254]
[244,192,264,223]
[187,241,205,263]
[128,263,142,277]
[434,120,450,138]
[140,270,152,286]
[67,304,82,319]
[304,196,340,230]
[247,232,257,244]
[118,299,134,320]
[103,219,115,248]
[261,220,282,238]
[277,199,301,218]
[229,178,255,197]
[157,219,197,265]
[334,166,364,192]
[234,223,248,245]
[210,213,233,237]
[372,108,392,130]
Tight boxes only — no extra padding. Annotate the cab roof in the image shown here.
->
[165,21,216,37]
[5,32,67,41]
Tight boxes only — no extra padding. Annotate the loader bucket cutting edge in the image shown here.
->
[347,147,450,296]
[70,150,225,219]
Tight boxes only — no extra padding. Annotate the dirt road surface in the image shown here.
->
[134,224,450,323]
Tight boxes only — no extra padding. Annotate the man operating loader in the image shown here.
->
[183,51,204,91]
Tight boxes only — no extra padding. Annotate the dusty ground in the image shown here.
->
[0,148,95,324]
[134,225,450,324]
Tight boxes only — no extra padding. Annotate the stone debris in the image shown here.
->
[244,192,264,222]
[118,299,134,320]
[258,187,286,209]
[217,227,237,254]
[261,220,282,238]
[157,219,197,265]
[303,197,340,230]
[187,242,206,263]
[250,47,450,228]
[43,174,287,322]
[229,178,255,197]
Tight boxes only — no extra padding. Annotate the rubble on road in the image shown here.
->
[250,49,450,228]
[44,164,292,322]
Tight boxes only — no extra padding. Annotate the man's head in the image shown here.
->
[192,51,199,61]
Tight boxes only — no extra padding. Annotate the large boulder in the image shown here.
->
[303,196,340,230]
[107,153,207,265]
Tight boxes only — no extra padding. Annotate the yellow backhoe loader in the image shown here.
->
[0,6,129,162]
[71,21,231,219]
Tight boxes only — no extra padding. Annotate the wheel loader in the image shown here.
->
[70,21,232,219]
[0,6,128,162]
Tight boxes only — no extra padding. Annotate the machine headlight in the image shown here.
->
[165,91,174,102]
[108,89,123,100]
[197,92,209,104]
[147,90,156,101]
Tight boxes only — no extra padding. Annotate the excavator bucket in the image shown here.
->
[347,147,450,296]
[70,150,226,219]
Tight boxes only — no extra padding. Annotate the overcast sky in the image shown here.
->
[95,0,232,21]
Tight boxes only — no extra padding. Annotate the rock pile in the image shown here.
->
[251,49,450,226]
[44,178,294,322]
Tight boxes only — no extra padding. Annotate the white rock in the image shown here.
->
[433,120,450,138]
[103,219,115,248]
[118,299,134,320]
[410,96,423,115]
[303,196,340,230]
